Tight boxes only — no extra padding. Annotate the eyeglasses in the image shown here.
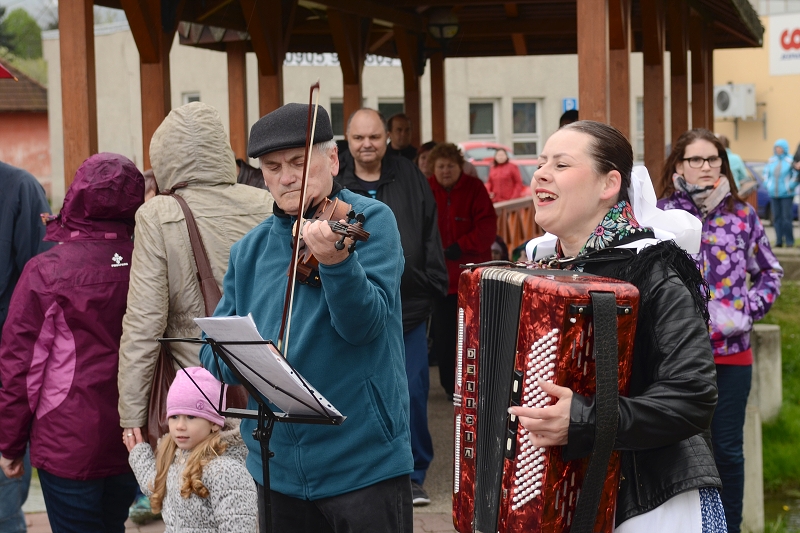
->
[682,156,723,169]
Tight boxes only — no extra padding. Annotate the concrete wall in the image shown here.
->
[0,111,51,181]
[714,16,800,162]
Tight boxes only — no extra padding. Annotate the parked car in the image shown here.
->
[458,141,538,187]
[745,161,798,222]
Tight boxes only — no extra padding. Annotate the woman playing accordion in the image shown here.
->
[508,121,726,533]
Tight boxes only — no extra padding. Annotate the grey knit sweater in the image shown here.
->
[129,421,257,533]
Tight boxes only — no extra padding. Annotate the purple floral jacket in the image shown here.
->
[658,192,782,358]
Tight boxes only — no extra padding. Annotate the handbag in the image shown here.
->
[146,184,248,449]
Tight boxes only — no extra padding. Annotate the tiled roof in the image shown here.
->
[0,62,47,113]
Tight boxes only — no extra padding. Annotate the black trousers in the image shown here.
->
[257,474,413,533]
[431,293,459,397]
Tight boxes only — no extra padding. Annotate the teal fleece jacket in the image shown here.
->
[200,189,413,500]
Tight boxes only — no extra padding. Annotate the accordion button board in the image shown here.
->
[452,267,639,533]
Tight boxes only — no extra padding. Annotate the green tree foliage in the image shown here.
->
[0,7,13,52]
[1,8,42,59]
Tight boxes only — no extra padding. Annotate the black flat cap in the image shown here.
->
[248,103,334,159]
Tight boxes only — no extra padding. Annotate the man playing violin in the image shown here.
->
[200,103,413,533]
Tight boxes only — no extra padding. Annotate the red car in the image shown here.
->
[458,141,538,187]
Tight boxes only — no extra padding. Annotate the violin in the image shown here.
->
[293,197,370,286]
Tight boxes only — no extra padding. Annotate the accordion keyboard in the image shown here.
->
[510,328,559,511]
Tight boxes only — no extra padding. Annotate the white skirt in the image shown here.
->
[615,488,727,533]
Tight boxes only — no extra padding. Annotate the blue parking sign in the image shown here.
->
[562,98,578,113]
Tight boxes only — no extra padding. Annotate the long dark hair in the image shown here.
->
[561,121,632,204]
[659,128,742,211]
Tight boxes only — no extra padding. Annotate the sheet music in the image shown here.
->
[194,315,342,418]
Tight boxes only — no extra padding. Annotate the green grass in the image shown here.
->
[758,281,800,495]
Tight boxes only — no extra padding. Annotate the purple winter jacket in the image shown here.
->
[0,153,144,479]
[658,191,782,358]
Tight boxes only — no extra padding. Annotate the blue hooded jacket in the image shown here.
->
[763,139,798,199]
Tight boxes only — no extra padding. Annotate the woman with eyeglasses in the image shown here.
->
[658,128,783,533]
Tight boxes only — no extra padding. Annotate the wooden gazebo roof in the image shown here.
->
[98,0,762,57]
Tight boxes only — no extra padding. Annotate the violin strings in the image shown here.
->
[283,82,321,359]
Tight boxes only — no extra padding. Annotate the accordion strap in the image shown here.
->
[571,291,620,533]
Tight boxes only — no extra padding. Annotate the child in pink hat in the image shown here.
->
[125,367,256,532]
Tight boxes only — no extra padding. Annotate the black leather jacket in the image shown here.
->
[561,241,721,526]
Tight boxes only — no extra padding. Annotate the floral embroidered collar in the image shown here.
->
[554,200,655,261]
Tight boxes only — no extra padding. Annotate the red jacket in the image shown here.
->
[428,173,497,294]
[0,153,143,479]
[486,162,527,202]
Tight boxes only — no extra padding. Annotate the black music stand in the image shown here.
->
[157,336,345,533]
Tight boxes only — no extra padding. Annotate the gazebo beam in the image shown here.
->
[503,3,528,56]
[59,0,97,188]
[577,0,609,123]
[306,0,426,33]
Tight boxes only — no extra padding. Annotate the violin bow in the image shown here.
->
[277,80,321,356]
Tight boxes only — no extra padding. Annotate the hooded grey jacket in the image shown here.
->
[118,102,274,428]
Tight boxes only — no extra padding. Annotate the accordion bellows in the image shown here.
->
[453,267,639,533]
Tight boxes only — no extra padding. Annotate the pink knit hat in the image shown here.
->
[166,367,226,426]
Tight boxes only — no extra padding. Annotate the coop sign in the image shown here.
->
[770,12,800,76]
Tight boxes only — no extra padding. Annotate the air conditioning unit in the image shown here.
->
[713,84,756,120]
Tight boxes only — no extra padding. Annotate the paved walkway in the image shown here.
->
[22,367,459,533]
[24,512,458,533]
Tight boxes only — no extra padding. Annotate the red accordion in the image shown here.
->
[453,267,639,533]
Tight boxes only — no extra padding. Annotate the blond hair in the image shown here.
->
[149,429,228,513]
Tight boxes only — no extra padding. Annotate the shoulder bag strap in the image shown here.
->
[163,183,222,316]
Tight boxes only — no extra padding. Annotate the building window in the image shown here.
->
[469,101,497,140]
[182,92,200,104]
[635,98,644,161]
[512,101,541,156]
[378,101,404,122]
[330,100,344,139]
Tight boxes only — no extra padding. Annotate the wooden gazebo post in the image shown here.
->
[430,51,447,142]
[240,0,293,117]
[394,28,423,149]
[669,0,690,143]
[121,0,179,170]
[59,0,97,188]
[227,41,249,160]
[329,10,371,128]
[690,10,711,129]
[642,0,666,182]
[577,0,610,123]
[609,0,632,138]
